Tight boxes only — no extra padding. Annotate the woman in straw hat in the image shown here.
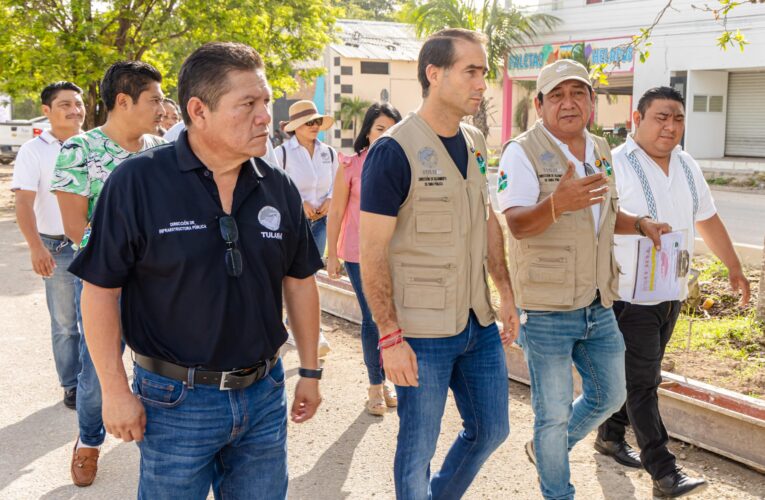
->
[326,102,402,415]
[275,100,337,356]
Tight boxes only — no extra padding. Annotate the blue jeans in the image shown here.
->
[394,313,509,500]
[518,299,626,500]
[344,261,384,385]
[310,215,327,257]
[41,236,81,390]
[75,280,125,446]
[133,359,288,499]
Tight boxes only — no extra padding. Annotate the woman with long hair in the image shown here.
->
[326,102,402,415]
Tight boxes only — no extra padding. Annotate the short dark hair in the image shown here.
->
[637,86,684,117]
[100,61,162,111]
[178,42,265,125]
[163,97,180,113]
[417,28,486,98]
[41,81,83,107]
[353,102,402,153]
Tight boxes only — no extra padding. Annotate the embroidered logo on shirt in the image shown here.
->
[158,220,208,234]
[497,170,508,193]
[595,157,613,176]
[418,147,438,170]
[258,206,281,231]
[471,147,487,175]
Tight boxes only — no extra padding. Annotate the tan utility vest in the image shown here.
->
[506,121,620,311]
[386,113,495,338]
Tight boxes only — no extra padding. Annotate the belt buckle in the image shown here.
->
[219,371,237,391]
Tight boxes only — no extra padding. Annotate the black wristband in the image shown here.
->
[634,215,651,237]
[298,367,323,379]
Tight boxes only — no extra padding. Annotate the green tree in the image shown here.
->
[0,0,338,128]
[403,0,558,137]
[339,96,372,139]
[337,0,403,21]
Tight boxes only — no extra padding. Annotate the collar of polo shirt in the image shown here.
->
[175,129,265,178]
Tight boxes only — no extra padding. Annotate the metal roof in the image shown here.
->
[331,20,422,62]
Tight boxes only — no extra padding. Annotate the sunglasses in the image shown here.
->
[304,117,323,127]
[219,216,243,277]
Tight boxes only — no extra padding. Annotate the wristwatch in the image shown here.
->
[634,215,651,237]
[298,367,323,380]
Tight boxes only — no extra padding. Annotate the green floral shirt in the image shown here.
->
[51,127,165,219]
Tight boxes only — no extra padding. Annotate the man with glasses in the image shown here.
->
[68,42,324,498]
[51,61,165,487]
[497,59,671,500]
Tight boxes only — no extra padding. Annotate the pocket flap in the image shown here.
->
[528,267,566,284]
[415,214,453,233]
[403,284,446,309]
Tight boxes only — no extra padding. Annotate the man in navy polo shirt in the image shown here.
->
[70,42,324,498]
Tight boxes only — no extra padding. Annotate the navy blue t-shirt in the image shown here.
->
[361,130,468,217]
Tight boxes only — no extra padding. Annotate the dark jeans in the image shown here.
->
[598,300,681,480]
[343,261,384,385]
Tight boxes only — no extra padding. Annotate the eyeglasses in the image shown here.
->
[219,216,243,277]
[304,117,323,127]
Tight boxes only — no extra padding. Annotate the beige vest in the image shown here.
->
[506,121,620,311]
[386,113,495,338]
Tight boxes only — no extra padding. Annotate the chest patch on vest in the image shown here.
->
[418,147,438,169]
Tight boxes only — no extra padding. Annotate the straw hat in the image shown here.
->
[282,100,334,132]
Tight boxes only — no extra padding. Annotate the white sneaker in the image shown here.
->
[318,332,331,358]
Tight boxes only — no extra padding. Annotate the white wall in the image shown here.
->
[684,71,728,158]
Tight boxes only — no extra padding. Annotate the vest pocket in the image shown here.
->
[520,242,576,307]
[394,260,456,335]
[414,194,454,245]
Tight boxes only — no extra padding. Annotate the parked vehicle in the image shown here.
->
[0,116,51,164]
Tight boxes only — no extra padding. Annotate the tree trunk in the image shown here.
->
[84,81,107,130]
[758,234,765,322]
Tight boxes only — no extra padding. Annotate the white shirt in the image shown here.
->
[163,121,280,169]
[274,135,338,209]
[497,125,602,231]
[10,130,66,235]
[612,136,717,303]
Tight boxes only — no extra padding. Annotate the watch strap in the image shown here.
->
[298,367,323,379]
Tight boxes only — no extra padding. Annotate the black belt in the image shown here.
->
[39,233,67,241]
[134,353,278,391]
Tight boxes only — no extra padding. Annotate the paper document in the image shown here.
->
[632,231,690,303]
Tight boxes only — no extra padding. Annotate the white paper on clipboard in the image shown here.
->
[631,230,690,304]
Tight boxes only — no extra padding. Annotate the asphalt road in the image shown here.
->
[712,188,765,247]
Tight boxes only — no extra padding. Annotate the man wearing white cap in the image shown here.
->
[497,59,671,500]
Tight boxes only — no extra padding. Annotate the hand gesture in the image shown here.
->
[291,378,322,423]
[553,161,609,214]
[303,202,317,221]
[639,219,672,250]
[382,341,419,387]
[315,199,331,218]
[728,268,751,306]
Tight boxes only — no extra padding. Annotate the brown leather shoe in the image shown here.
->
[71,443,99,487]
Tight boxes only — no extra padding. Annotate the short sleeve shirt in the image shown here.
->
[360,131,469,217]
[68,131,323,370]
[10,130,66,235]
[275,136,338,209]
[612,136,716,303]
[51,127,165,219]
[496,126,602,231]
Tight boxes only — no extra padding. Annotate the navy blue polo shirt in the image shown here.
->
[69,131,323,371]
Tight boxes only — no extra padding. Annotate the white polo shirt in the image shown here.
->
[497,125,602,231]
[612,136,717,303]
[10,130,67,235]
[274,135,338,209]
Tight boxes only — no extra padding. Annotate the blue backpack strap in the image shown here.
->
[626,150,658,220]
[678,155,699,219]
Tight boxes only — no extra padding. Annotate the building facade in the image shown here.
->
[503,0,765,159]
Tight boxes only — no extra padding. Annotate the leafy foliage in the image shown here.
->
[339,96,372,138]
[0,0,339,127]
[336,0,403,21]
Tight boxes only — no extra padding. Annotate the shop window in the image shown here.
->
[693,95,708,112]
[709,95,724,113]
[361,62,390,75]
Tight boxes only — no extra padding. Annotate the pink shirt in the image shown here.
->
[336,149,367,263]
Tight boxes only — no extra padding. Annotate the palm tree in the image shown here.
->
[403,0,558,137]
[512,79,537,134]
[339,96,373,139]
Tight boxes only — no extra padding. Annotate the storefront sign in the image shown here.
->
[507,38,634,78]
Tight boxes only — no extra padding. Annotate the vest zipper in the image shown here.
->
[408,277,445,284]
[416,196,451,202]
[398,262,455,269]
[537,257,566,263]
[527,244,573,251]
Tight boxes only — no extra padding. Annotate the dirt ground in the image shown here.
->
[1,163,764,499]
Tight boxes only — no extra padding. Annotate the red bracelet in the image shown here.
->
[379,336,404,350]
[378,329,402,344]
